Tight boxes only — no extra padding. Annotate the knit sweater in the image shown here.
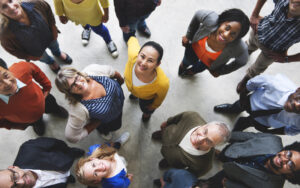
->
[124,37,169,109]
[0,62,51,129]
[54,0,109,26]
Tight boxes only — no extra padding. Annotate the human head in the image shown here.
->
[266,142,300,185]
[288,0,300,17]
[0,59,17,95]
[217,8,250,42]
[55,67,90,104]
[139,41,164,64]
[190,121,230,151]
[75,145,117,186]
[284,87,300,114]
[0,0,23,21]
[0,166,37,188]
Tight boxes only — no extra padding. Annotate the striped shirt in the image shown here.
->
[81,76,124,123]
[257,0,300,52]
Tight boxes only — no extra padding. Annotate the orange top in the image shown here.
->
[192,36,222,67]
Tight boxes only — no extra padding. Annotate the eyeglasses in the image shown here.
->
[7,168,19,188]
[284,150,296,171]
[69,75,80,91]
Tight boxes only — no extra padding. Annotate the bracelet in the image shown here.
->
[285,56,289,63]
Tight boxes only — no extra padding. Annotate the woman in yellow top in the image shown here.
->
[124,37,169,122]
[53,0,118,57]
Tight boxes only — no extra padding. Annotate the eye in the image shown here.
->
[3,73,9,79]
[94,172,97,177]
[92,163,96,168]
[225,25,231,30]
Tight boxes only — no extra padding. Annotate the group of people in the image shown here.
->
[0,0,300,187]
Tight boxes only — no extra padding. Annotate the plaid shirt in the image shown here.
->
[257,0,300,52]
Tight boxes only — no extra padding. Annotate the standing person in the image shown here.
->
[53,0,119,58]
[0,0,72,73]
[237,0,300,93]
[178,9,250,77]
[0,59,68,136]
[113,0,162,42]
[124,37,169,122]
[55,65,125,140]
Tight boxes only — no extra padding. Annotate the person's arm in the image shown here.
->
[113,0,127,27]
[149,79,169,109]
[100,0,110,23]
[29,62,52,94]
[127,37,140,61]
[284,124,300,136]
[84,119,102,133]
[113,71,124,85]
[229,131,280,143]
[250,0,267,33]
[264,50,300,63]
[53,0,64,16]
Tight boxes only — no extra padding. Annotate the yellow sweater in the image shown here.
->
[124,37,170,109]
[54,0,109,26]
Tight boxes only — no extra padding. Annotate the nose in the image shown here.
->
[223,30,230,39]
[3,79,10,86]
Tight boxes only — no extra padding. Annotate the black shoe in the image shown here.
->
[61,53,73,64]
[214,103,241,113]
[159,158,169,169]
[52,106,68,118]
[178,63,186,76]
[129,94,138,100]
[153,179,161,187]
[138,26,151,38]
[232,117,251,132]
[151,130,162,140]
[67,175,76,184]
[32,118,46,136]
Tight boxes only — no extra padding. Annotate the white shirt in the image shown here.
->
[132,64,156,86]
[28,169,70,188]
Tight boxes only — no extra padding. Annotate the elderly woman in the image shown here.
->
[76,144,132,188]
[124,37,170,122]
[0,0,72,73]
[178,9,250,77]
[55,64,125,142]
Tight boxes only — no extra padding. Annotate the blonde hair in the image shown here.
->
[75,145,117,186]
[55,67,90,104]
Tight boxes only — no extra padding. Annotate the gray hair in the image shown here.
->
[206,121,231,145]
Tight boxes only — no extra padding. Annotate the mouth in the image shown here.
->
[218,34,226,43]
[274,156,282,168]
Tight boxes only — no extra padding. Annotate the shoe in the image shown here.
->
[52,106,68,118]
[49,62,60,74]
[153,179,161,187]
[159,158,169,169]
[214,103,240,113]
[138,26,151,38]
[82,27,91,46]
[129,94,138,100]
[60,53,73,64]
[67,175,76,184]
[32,118,46,136]
[178,62,186,76]
[151,130,162,140]
[181,68,195,76]
[107,41,119,58]
[142,113,151,122]
[101,132,113,140]
[114,132,130,145]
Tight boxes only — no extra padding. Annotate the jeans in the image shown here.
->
[139,98,155,114]
[182,44,208,74]
[40,40,62,65]
[84,23,112,44]
[123,13,151,42]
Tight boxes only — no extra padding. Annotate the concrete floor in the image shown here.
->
[1,0,300,187]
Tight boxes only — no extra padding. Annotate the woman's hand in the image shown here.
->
[250,15,262,34]
[160,121,167,130]
[59,16,68,24]
[182,36,189,47]
[127,173,133,181]
[114,71,124,85]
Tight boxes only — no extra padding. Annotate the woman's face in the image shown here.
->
[215,21,241,44]
[0,0,23,20]
[66,74,88,95]
[82,158,112,184]
[136,46,160,74]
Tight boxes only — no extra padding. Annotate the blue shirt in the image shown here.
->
[8,2,53,57]
[247,74,300,135]
[0,79,26,104]
[257,0,300,52]
[81,76,124,123]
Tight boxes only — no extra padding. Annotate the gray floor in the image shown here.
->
[1,0,300,187]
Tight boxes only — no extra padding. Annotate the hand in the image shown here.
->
[114,71,124,85]
[121,26,130,33]
[59,16,68,24]
[182,36,189,47]
[264,50,287,63]
[102,14,109,23]
[209,70,220,77]
[127,173,133,181]
[160,121,167,130]
[222,178,227,188]
[250,15,262,34]
[236,75,250,94]
[43,91,49,98]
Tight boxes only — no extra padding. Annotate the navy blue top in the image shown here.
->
[81,76,124,123]
[8,2,53,57]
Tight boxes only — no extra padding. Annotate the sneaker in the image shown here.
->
[32,118,46,136]
[107,41,119,58]
[138,25,151,38]
[49,61,60,74]
[114,132,130,145]
[82,27,91,46]
[52,106,68,118]
[101,132,113,141]
[129,94,138,100]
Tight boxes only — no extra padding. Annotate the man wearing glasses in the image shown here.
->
[0,137,84,188]
[196,132,300,188]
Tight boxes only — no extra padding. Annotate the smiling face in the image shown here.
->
[0,0,23,20]
[288,0,300,17]
[190,124,224,151]
[0,166,37,188]
[135,46,160,74]
[268,150,300,175]
[284,88,300,114]
[66,74,89,95]
[0,66,17,95]
[215,21,241,44]
[81,158,112,184]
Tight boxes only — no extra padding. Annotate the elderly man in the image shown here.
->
[237,0,300,93]
[0,59,67,135]
[151,111,230,176]
[215,74,300,135]
[0,137,84,188]
[197,132,300,188]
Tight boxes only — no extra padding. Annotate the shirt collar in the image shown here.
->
[277,90,295,106]
[0,79,26,104]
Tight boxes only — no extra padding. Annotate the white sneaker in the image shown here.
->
[101,132,113,141]
[114,132,130,145]
[81,27,91,46]
[107,41,119,58]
